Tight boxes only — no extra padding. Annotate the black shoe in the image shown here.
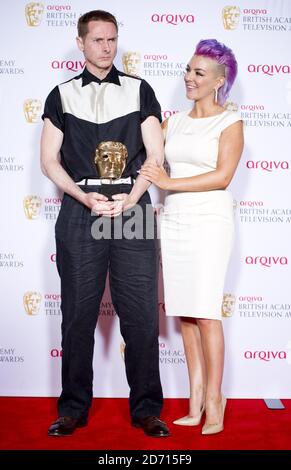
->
[132,416,170,438]
[48,416,87,437]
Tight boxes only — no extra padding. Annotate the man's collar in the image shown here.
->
[82,65,121,87]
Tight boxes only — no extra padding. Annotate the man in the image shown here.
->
[41,10,169,438]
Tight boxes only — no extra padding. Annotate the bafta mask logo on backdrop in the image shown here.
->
[222,6,240,30]
[25,2,44,26]
[122,52,141,76]
[224,101,238,112]
[221,293,236,317]
[23,291,42,315]
[120,342,126,362]
[23,99,42,123]
[23,195,42,220]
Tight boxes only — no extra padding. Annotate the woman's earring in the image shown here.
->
[214,88,218,103]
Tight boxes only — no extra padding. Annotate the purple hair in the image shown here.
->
[194,39,238,105]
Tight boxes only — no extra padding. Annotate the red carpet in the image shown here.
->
[1,398,290,450]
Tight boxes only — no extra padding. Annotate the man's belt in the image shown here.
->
[77,177,134,186]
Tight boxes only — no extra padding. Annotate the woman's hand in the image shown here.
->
[140,163,171,190]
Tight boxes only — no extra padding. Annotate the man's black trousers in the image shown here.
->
[55,184,163,422]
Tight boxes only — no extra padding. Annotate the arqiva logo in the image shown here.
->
[240,200,264,207]
[244,350,286,361]
[242,9,267,15]
[51,60,85,72]
[47,5,72,11]
[246,160,289,172]
[51,349,62,357]
[162,110,179,119]
[245,256,288,267]
[248,64,291,75]
[241,104,265,111]
[151,13,195,25]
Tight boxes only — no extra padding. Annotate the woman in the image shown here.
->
[141,39,243,435]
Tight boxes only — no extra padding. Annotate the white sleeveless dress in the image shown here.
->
[161,110,241,320]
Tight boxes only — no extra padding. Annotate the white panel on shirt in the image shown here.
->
[59,76,140,125]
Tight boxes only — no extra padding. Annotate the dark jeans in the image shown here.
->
[55,184,163,421]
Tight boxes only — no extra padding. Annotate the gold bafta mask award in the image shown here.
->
[94,141,128,180]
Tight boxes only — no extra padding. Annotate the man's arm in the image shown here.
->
[111,115,164,213]
[40,118,111,214]
[129,115,164,201]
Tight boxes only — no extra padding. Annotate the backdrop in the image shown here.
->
[1,0,291,398]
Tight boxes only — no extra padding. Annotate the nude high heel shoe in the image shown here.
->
[201,395,227,435]
[173,404,205,426]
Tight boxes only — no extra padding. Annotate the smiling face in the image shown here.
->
[76,20,118,77]
[184,54,225,104]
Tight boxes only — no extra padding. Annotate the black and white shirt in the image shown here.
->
[42,66,162,182]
